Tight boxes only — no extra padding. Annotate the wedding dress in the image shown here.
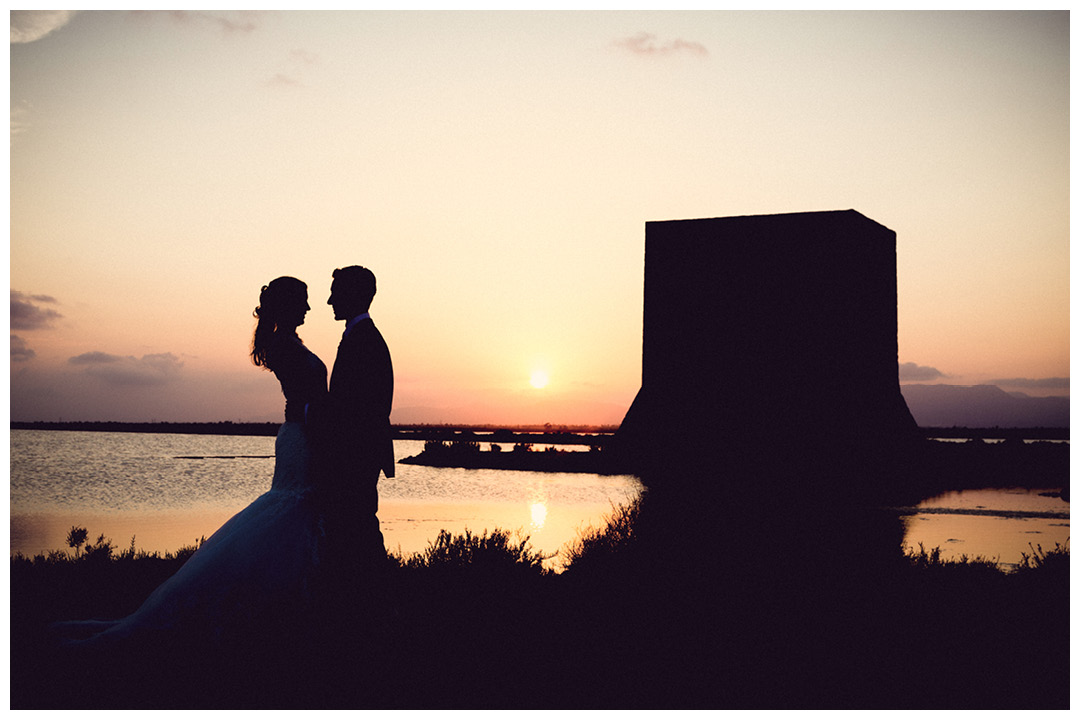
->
[55,336,328,645]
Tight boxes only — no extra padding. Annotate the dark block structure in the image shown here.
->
[616,210,919,497]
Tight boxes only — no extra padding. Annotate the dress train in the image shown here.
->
[53,422,323,645]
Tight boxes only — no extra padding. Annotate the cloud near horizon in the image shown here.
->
[10,10,77,44]
[11,291,63,330]
[11,335,35,362]
[898,361,946,382]
[69,351,184,386]
[615,32,708,58]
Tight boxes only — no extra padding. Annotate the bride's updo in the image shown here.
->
[251,276,307,370]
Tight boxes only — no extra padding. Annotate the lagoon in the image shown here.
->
[900,486,1069,570]
[9,430,642,570]
[9,429,1069,570]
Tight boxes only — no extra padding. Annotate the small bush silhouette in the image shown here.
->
[561,497,641,571]
[82,533,116,563]
[66,526,89,558]
[400,528,549,576]
[1016,540,1070,577]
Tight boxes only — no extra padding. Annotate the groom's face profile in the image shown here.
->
[328,278,363,321]
[328,279,348,321]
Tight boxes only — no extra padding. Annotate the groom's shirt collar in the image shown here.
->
[343,312,371,338]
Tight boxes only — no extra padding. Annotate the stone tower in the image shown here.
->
[616,210,919,488]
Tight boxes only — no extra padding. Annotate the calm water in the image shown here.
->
[9,430,1069,571]
[901,487,1070,570]
[9,430,643,570]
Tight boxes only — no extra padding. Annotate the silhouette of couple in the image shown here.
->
[55,266,394,644]
[256,266,394,575]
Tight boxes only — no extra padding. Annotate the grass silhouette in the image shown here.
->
[10,498,1070,710]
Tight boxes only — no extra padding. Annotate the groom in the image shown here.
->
[316,265,395,571]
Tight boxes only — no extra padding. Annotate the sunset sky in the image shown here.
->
[9,10,1070,426]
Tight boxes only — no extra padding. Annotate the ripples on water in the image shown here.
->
[11,431,276,513]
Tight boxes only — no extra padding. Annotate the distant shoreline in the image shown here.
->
[8,420,620,445]
[8,420,1068,441]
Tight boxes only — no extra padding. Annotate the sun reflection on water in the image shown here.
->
[530,501,548,528]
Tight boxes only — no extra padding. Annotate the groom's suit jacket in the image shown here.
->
[321,316,395,506]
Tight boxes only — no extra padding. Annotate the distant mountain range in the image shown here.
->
[901,384,1069,429]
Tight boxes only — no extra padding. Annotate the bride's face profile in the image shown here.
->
[280,292,310,330]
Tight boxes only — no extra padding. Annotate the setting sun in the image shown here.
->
[530,369,550,389]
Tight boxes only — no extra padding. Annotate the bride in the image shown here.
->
[54,277,329,645]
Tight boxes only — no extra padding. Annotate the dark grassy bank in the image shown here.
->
[399,438,614,473]
[10,492,1069,710]
[394,433,1070,484]
[900,436,1069,500]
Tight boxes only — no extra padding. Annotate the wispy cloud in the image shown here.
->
[10,10,77,44]
[11,335,35,362]
[11,291,63,331]
[268,73,302,88]
[291,48,318,65]
[267,49,319,88]
[164,10,261,35]
[898,361,946,382]
[69,351,184,386]
[615,32,708,59]
[11,104,29,144]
